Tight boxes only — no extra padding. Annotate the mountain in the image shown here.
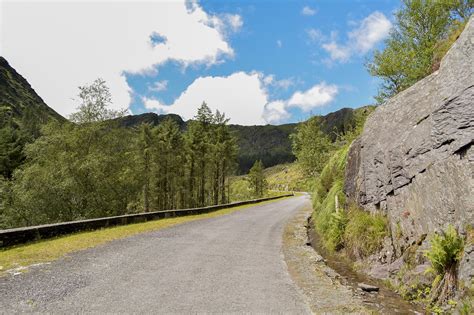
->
[0,57,65,178]
[116,107,373,174]
[0,57,64,132]
[228,123,297,173]
[0,56,373,175]
[116,112,186,129]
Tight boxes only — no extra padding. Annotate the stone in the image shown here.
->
[358,283,379,292]
[345,17,474,285]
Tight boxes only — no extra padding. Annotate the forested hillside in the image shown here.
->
[116,107,372,174]
[0,57,64,126]
[116,112,186,129]
[0,57,64,178]
[0,56,373,175]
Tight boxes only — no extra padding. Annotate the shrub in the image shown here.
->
[425,225,464,305]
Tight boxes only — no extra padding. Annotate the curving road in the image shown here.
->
[1,196,312,313]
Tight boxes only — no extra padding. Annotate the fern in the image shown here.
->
[425,225,464,305]
[326,210,348,251]
[425,225,464,275]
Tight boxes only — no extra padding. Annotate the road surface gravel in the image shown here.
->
[1,197,315,313]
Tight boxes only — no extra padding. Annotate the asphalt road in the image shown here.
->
[1,196,312,314]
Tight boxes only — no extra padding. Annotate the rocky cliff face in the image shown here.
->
[345,18,473,285]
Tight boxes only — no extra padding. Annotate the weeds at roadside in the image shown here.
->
[343,204,388,259]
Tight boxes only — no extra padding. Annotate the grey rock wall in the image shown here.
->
[345,17,473,285]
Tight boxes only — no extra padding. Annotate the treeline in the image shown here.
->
[0,79,237,229]
[291,107,374,176]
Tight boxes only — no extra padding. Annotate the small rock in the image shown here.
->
[358,283,379,292]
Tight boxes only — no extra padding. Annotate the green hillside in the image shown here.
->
[0,57,64,132]
[0,57,65,178]
[115,107,373,174]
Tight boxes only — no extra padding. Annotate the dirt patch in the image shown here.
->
[282,199,371,314]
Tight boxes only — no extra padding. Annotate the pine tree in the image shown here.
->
[0,108,27,179]
[139,124,153,212]
[153,118,184,210]
[248,160,266,198]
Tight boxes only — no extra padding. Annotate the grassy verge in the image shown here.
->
[311,144,387,257]
[0,197,291,275]
[265,163,314,192]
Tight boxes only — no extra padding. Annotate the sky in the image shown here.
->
[1,0,400,125]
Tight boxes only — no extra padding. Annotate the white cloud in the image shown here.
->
[287,82,338,111]
[273,78,294,90]
[143,72,337,124]
[301,6,317,16]
[2,0,239,117]
[263,74,274,85]
[207,13,243,36]
[226,14,243,32]
[321,42,351,62]
[321,11,391,63]
[261,82,339,123]
[144,72,269,125]
[261,74,294,91]
[306,28,324,43]
[349,11,392,54]
[149,80,168,92]
[263,100,290,124]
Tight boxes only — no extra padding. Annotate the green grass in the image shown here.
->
[310,143,388,255]
[0,197,291,275]
[343,203,388,259]
[311,146,349,251]
[229,172,296,201]
[265,162,314,192]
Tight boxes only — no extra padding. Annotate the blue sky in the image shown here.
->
[2,0,400,125]
[127,0,399,124]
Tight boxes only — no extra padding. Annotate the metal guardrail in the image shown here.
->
[0,194,294,248]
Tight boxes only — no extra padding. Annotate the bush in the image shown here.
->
[310,111,381,254]
[311,145,355,251]
[343,203,388,259]
[229,177,253,202]
[425,225,464,304]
